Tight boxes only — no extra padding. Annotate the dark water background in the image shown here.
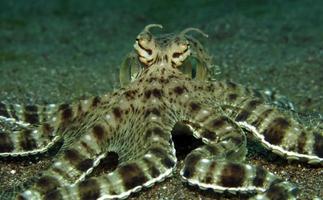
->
[0,0,322,199]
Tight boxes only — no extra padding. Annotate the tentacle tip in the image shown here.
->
[144,24,163,32]
[180,27,208,38]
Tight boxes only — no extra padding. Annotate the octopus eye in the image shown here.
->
[137,41,152,55]
[172,42,189,57]
[170,42,190,67]
[134,34,156,66]
[133,24,163,66]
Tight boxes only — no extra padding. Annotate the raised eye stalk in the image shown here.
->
[143,24,163,33]
[180,28,208,38]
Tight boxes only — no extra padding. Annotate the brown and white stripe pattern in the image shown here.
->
[180,124,297,199]
[183,100,247,158]
[18,106,177,200]
[0,101,59,126]
[0,123,57,157]
[0,101,61,157]
[181,156,275,194]
[0,96,106,157]
[178,80,318,198]
[230,97,322,164]
[19,139,176,200]
[17,121,109,200]
[250,181,298,200]
[181,157,297,199]
[210,81,323,164]
[0,102,71,157]
[58,144,176,200]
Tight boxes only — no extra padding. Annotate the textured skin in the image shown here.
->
[0,25,322,200]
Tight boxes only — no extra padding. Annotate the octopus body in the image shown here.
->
[0,24,322,200]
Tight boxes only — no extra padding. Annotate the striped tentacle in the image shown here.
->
[28,122,176,200]
[75,107,178,199]
[183,100,247,161]
[0,94,105,130]
[57,143,176,200]
[181,101,251,191]
[0,123,57,157]
[18,99,177,200]
[180,99,297,198]
[17,120,109,200]
[0,101,64,157]
[182,153,296,199]
[0,101,59,127]
[221,86,323,164]
[210,80,295,110]
[0,95,107,157]
[250,181,297,200]
[0,101,81,157]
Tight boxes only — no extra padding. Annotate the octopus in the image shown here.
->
[0,24,322,200]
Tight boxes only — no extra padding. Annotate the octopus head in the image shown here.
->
[134,24,209,68]
[120,24,213,86]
